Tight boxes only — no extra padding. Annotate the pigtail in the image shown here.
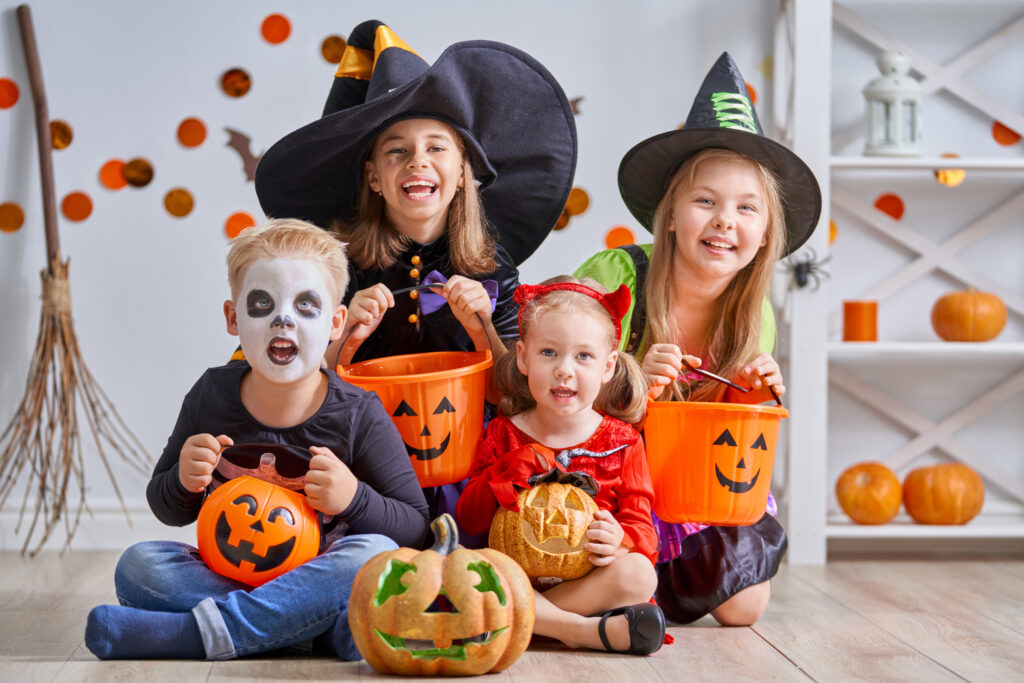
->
[595,350,648,425]
[495,345,535,416]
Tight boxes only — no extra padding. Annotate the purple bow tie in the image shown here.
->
[417,270,498,316]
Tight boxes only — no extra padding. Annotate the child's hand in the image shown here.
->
[304,446,358,516]
[641,344,702,399]
[441,275,493,336]
[584,510,627,566]
[345,284,395,344]
[179,433,232,493]
[488,444,559,511]
[738,352,786,397]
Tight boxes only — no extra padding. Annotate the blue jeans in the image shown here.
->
[114,534,396,660]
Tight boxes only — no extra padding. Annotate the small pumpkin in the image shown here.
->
[489,470,600,583]
[197,475,320,587]
[931,289,1007,342]
[835,462,902,525]
[348,514,534,676]
[903,463,985,524]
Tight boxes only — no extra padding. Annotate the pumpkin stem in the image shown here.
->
[429,513,460,555]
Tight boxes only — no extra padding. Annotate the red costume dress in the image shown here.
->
[457,414,658,564]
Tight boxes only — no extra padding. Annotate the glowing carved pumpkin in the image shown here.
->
[340,351,491,487]
[903,463,985,525]
[196,475,320,587]
[835,462,902,524]
[931,289,1007,342]
[348,514,534,676]
[489,470,600,583]
[645,401,787,525]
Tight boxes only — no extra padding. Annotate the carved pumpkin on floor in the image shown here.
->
[348,514,534,676]
[489,469,600,583]
[644,400,788,525]
[197,475,320,587]
[340,351,492,487]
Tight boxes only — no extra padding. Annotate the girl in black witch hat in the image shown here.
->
[576,52,821,626]
[255,20,577,545]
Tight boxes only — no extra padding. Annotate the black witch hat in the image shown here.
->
[618,52,821,255]
[255,20,578,265]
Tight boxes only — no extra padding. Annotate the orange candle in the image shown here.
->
[843,300,877,342]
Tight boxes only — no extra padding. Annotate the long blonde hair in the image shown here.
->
[496,276,648,424]
[334,128,497,276]
[643,148,785,401]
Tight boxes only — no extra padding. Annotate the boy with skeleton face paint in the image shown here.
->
[85,219,429,661]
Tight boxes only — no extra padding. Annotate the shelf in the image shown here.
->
[828,341,1024,361]
[827,516,1024,538]
[831,156,1024,171]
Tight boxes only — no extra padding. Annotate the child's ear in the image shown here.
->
[329,304,347,342]
[224,300,239,336]
[515,340,528,375]
[364,161,380,193]
[602,350,619,383]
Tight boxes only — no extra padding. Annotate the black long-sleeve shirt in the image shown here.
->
[147,361,429,549]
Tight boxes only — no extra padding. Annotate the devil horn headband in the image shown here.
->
[514,282,632,343]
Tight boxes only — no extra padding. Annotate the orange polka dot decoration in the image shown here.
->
[221,68,252,98]
[604,226,635,249]
[321,35,347,63]
[554,187,590,231]
[992,121,1021,147]
[0,202,25,233]
[61,191,92,222]
[164,188,195,218]
[873,193,904,221]
[0,78,18,108]
[225,211,256,239]
[261,14,291,44]
[50,120,73,149]
[177,117,207,148]
[100,160,128,190]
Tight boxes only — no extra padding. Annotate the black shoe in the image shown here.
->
[596,603,666,655]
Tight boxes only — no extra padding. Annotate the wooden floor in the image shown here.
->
[2,551,1022,682]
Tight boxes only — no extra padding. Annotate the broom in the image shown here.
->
[0,4,152,555]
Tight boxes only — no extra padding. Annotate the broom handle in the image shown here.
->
[16,4,60,268]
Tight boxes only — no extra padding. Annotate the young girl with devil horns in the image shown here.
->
[457,277,665,656]
[576,52,822,626]
[255,20,577,544]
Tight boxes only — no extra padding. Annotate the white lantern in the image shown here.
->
[863,51,923,156]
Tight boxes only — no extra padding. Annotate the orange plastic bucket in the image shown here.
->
[339,351,492,488]
[644,400,788,526]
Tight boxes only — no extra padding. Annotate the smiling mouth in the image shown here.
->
[402,180,437,199]
[551,388,576,400]
[702,239,736,251]
[374,627,507,660]
[268,338,297,365]
[715,464,760,493]
[405,433,451,461]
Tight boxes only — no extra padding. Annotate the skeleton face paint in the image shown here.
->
[235,258,335,384]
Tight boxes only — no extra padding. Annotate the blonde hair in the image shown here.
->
[335,126,497,276]
[227,218,350,305]
[643,148,785,402]
[496,276,648,424]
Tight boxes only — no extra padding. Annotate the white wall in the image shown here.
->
[0,0,778,549]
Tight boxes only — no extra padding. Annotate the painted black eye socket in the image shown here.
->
[246,289,275,318]
[232,494,258,516]
[433,397,456,414]
[267,507,295,525]
[393,400,417,417]
[750,433,768,450]
[713,429,737,447]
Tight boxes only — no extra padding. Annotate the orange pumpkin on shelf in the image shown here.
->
[903,463,985,525]
[930,289,1007,342]
[835,462,902,525]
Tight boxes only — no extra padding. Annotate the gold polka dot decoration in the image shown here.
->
[225,211,256,239]
[50,120,73,150]
[123,158,154,187]
[992,121,1021,147]
[934,153,965,188]
[874,193,905,220]
[164,188,195,218]
[177,117,207,148]
[0,202,25,233]
[565,187,590,216]
[604,226,635,249]
[221,68,252,98]
[100,159,127,190]
[61,191,92,222]
[757,56,774,79]
[261,13,291,44]
[0,78,18,108]
[321,35,347,63]
[553,208,570,231]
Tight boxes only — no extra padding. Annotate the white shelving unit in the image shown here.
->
[780,1,1024,563]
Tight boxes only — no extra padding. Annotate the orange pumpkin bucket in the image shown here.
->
[644,400,788,526]
[339,351,492,487]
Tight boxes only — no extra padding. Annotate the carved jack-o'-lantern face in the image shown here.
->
[349,515,534,676]
[489,472,600,583]
[197,476,319,587]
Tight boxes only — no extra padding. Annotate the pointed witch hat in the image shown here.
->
[618,52,821,255]
[255,20,577,265]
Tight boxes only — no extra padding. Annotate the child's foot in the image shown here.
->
[85,604,206,660]
[596,603,665,655]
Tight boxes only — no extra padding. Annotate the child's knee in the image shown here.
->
[608,553,659,602]
[712,581,771,626]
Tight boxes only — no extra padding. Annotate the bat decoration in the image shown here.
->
[225,127,262,181]
[570,96,583,115]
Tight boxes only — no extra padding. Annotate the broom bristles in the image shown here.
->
[0,258,152,555]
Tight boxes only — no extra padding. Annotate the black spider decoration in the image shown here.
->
[784,247,830,290]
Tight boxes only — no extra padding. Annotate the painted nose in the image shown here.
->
[271,314,295,329]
